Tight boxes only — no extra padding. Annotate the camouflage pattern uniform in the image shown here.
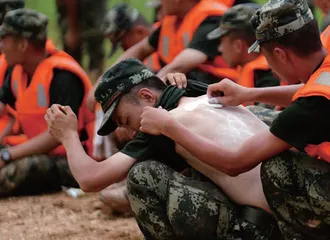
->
[249,1,330,239]
[246,105,280,127]
[0,151,78,196]
[0,9,78,196]
[102,3,141,58]
[56,0,106,73]
[127,161,282,240]
[0,0,24,24]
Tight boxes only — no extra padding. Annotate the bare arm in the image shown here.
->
[8,131,60,160]
[157,49,208,79]
[114,38,155,65]
[62,132,135,192]
[45,104,136,192]
[207,79,303,107]
[0,116,15,141]
[246,84,303,107]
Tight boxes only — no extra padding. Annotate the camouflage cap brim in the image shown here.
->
[97,98,120,136]
[207,27,229,40]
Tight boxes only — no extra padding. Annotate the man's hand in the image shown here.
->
[207,79,250,106]
[65,29,80,49]
[45,104,78,143]
[163,73,187,89]
[140,106,174,135]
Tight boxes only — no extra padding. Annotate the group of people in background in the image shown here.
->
[0,0,328,239]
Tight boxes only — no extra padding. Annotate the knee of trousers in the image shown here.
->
[127,160,172,194]
[261,151,295,192]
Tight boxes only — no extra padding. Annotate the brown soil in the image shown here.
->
[0,192,142,240]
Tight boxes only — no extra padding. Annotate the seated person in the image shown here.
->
[46,58,282,239]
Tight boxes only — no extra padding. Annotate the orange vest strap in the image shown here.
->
[158,0,227,64]
[292,54,330,101]
[143,53,161,73]
[238,55,269,88]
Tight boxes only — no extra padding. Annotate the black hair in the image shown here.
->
[122,76,167,104]
[227,28,256,46]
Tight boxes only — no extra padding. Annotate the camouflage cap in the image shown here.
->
[95,58,155,136]
[0,0,24,24]
[0,8,48,41]
[248,0,314,53]
[102,3,139,57]
[207,3,261,40]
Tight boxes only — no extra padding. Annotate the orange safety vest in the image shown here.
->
[143,53,161,73]
[158,0,237,81]
[292,54,330,163]
[238,55,269,88]
[214,0,234,7]
[321,26,330,52]
[10,49,95,156]
[0,39,57,146]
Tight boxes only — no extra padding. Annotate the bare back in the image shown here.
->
[170,95,270,212]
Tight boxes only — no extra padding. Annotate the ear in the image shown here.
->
[138,88,157,104]
[18,38,28,53]
[233,39,244,54]
[273,47,288,65]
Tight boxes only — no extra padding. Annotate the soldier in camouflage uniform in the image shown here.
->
[0,0,23,24]
[55,0,106,81]
[138,0,330,239]
[101,3,153,66]
[0,9,94,196]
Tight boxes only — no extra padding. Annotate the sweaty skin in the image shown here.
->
[171,95,270,212]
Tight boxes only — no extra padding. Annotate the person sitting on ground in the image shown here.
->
[0,9,94,196]
[0,0,56,145]
[45,58,282,240]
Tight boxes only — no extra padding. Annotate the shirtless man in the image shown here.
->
[45,58,281,239]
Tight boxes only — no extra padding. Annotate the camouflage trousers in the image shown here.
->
[0,154,78,197]
[56,0,106,73]
[127,161,281,240]
[246,105,281,127]
[261,150,330,240]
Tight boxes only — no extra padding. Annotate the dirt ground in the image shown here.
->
[0,192,143,240]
